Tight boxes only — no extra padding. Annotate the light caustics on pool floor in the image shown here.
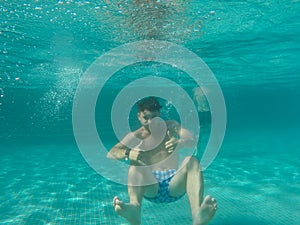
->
[1,132,300,225]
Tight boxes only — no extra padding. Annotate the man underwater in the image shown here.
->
[107,96,217,225]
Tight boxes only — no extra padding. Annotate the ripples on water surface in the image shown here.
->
[1,0,299,85]
[1,0,299,139]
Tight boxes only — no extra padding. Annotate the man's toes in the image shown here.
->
[113,196,118,206]
[113,196,124,208]
[203,195,211,203]
[211,198,217,207]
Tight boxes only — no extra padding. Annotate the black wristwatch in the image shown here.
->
[125,148,131,161]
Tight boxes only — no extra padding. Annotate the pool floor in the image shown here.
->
[1,130,299,224]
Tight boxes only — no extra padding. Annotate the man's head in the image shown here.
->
[137,96,162,113]
[137,97,162,126]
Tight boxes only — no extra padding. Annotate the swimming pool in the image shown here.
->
[1,0,300,224]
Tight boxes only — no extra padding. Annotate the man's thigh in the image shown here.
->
[144,183,159,198]
[168,166,187,197]
[129,166,159,197]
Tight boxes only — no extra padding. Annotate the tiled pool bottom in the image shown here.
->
[1,137,299,225]
[0,143,192,225]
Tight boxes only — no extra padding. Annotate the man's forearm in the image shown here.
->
[107,146,128,160]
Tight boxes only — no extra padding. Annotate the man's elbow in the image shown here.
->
[106,151,114,159]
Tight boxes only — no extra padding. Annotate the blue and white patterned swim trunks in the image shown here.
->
[144,169,185,203]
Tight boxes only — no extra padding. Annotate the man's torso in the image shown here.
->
[132,120,179,170]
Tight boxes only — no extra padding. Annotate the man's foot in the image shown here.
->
[113,196,141,225]
[193,195,217,225]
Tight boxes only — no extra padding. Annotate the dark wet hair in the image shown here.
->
[137,96,162,112]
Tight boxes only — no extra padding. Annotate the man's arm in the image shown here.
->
[107,142,130,160]
[178,126,196,149]
[106,132,142,161]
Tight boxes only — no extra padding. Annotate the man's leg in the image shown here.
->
[169,156,217,225]
[113,165,158,225]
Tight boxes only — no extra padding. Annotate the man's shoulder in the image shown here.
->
[132,127,147,139]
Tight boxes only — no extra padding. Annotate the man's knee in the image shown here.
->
[183,156,201,171]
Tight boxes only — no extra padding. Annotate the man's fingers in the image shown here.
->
[165,142,171,148]
[165,142,174,149]
[165,138,178,150]
[165,139,171,145]
[167,130,171,138]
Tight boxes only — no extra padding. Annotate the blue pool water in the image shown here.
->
[1,0,300,224]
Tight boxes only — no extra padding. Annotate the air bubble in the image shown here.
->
[0,88,4,98]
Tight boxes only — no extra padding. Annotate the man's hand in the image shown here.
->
[129,149,146,166]
[165,137,179,153]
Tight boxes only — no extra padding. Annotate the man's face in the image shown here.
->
[138,109,160,127]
